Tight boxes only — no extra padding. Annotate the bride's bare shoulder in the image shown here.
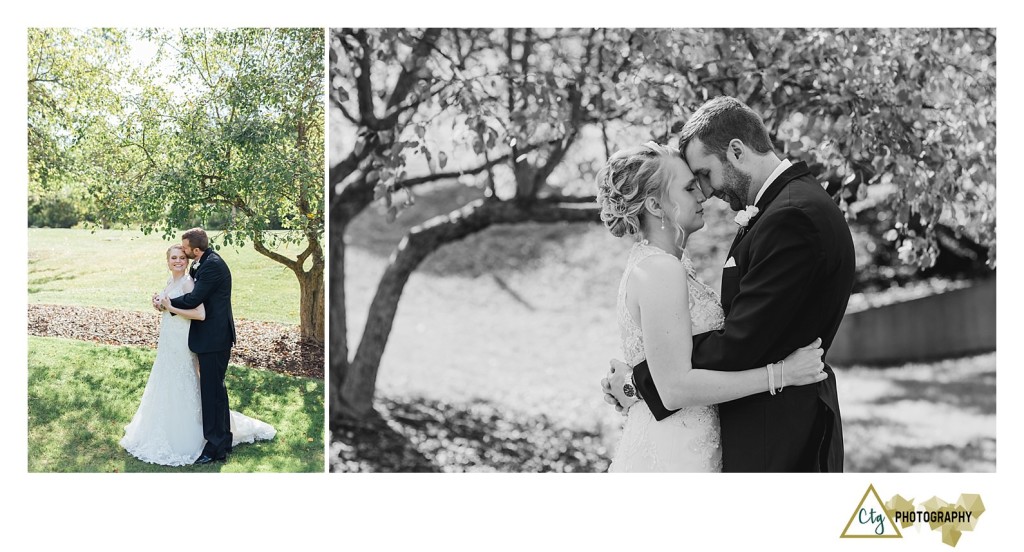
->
[627,254,689,309]
[632,254,687,285]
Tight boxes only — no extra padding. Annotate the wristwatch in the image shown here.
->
[623,373,644,401]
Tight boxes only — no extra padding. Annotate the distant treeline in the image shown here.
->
[28,184,285,230]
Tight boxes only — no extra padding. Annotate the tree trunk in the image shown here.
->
[296,263,325,344]
[336,198,599,421]
[329,208,351,424]
[249,236,325,344]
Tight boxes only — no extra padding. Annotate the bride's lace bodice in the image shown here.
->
[609,240,726,472]
[616,241,726,365]
[158,276,193,348]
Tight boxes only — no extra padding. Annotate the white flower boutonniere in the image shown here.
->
[192,261,201,270]
[734,206,760,228]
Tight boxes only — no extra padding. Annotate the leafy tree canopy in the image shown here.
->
[29,27,326,341]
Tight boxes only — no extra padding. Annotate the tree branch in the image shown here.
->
[505,29,521,170]
[393,150,514,191]
[381,28,442,127]
[531,84,584,194]
[294,237,318,269]
[252,234,298,270]
[330,93,359,124]
[329,131,379,187]
[349,30,380,130]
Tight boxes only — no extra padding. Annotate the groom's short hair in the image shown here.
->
[679,96,775,161]
[182,228,209,251]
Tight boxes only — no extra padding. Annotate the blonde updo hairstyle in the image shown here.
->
[597,141,680,239]
[166,244,186,259]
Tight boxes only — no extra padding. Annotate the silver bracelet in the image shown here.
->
[778,360,785,393]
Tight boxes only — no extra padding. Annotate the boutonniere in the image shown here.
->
[192,261,201,270]
[734,206,760,228]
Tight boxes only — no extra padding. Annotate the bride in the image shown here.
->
[596,142,827,472]
[120,244,275,467]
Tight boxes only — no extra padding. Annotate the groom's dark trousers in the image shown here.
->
[197,350,232,457]
[633,162,855,472]
[171,248,236,459]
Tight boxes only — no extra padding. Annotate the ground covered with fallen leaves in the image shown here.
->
[329,396,611,472]
[28,304,323,379]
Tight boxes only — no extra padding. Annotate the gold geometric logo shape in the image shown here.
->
[840,484,904,539]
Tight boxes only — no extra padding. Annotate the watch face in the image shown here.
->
[623,384,636,398]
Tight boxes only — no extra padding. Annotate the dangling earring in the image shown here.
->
[660,215,666,230]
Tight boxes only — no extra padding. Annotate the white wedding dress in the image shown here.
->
[120,275,276,466]
[608,241,725,472]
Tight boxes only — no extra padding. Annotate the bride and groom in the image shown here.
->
[120,227,274,467]
[599,96,855,472]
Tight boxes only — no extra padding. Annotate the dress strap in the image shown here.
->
[620,241,677,293]
[679,250,698,279]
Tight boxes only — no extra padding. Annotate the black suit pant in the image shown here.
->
[197,350,233,458]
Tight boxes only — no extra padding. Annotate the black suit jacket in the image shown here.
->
[170,249,236,353]
[633,162,855,472]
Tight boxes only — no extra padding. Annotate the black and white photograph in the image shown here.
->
[328,28,996,473]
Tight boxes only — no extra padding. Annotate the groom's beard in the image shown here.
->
[722,163,752,211]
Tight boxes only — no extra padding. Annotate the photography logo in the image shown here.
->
[840,484,902,539]
[840,485,985,547]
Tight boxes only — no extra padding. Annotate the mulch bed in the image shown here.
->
[28,304,323,379]
[329,396,611,473]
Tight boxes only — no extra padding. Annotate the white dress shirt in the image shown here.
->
[753,159,793,206]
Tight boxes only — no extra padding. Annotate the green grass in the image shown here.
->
[28,336,324,473]
[341,180,995,472]
[28,228,308,325]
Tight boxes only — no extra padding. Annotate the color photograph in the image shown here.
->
[27,27,325,472]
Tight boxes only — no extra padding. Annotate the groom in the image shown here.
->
[605,96,855,472]
[160,227,237,464]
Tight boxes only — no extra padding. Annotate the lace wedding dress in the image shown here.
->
[608,241,725,472]
[120,275,276,466]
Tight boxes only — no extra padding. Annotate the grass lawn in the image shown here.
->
[837,353,995,472]
[28,228,309,325]
[339,180,996,472]
[28,336,324,473]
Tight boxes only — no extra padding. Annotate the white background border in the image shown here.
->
[4,2,1016,550]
